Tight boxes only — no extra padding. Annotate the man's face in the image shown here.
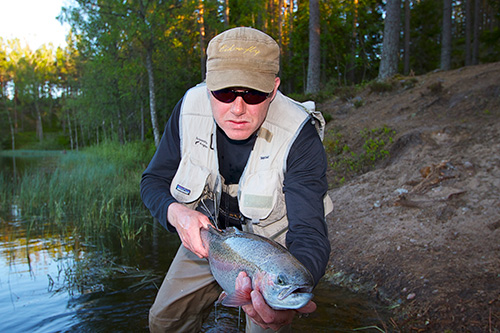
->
[210,78,280,141]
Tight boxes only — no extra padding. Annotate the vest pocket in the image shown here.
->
[238,169,286,223]
[171,157,212,204]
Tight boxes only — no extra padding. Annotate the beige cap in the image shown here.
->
[206,27,280,93]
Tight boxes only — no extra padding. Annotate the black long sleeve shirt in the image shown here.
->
[140,96,331,285]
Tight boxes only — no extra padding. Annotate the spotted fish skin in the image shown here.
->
[201,227,314,310]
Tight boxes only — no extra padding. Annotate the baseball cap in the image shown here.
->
[206,27,280,93]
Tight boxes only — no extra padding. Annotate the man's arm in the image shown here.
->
[140,99,212,257]
[238,119,331,330]
[284,118,331,286]
[140,99,183,232]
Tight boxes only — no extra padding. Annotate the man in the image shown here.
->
[141,27,332,332]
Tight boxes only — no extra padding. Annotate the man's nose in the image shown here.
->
[230,96,246,116]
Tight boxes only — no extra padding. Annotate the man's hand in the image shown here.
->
[236,272,316,331]
[167,202,211,258]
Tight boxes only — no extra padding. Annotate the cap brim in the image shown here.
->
[206,69,276,93]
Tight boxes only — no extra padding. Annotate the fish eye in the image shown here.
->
[276,274,287,285]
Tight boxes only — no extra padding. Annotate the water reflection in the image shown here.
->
[0,220,81,332]
[0,151,62,175]
[0,208,179,333]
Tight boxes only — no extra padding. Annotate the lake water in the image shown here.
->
[0,154,390,332]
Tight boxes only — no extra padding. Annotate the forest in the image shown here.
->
[1,0,499,151]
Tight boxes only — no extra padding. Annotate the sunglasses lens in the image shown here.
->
[211,89,237,103]
[242,90,268,105]
[211,89,269,105]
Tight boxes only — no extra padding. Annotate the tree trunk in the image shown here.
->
[34,91,43,142]
[224,0,230,27]
[284,0,294,92]
[278,0,284,62]
[74,109,79,151]
[141,103,145,142]
[67,110,74,150]
[80,122,85,147]
[465,0,472,65]
[35,108,43,142]
[347,0,358,84]
[5,102,16,150]
[199,0,206,82]
[403,0,411,75]
[145,48,161,147]
[306,0,320,94]
[378,0,401,81]
[472,0,481,65]
[117,106,124,145]
[441,0,452,71]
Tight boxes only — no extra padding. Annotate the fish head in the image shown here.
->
[254,269,314,310]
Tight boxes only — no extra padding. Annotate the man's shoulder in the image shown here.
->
[180,83,211,117]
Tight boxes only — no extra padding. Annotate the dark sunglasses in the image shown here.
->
[211,88,270,105]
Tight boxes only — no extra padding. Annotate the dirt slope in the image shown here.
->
[321,62,500,331]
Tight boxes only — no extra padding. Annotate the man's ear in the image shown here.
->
[270,77,281,100]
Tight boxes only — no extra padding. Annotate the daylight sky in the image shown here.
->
[0,0,70,49]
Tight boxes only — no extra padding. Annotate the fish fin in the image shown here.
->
[215,291,227,305]
[220,289,252,308]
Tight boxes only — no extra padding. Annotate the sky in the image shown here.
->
[0,0,71,49]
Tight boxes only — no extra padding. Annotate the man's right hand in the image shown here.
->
[167,202,211,258]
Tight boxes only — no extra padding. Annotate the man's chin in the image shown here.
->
[224,129,253,141]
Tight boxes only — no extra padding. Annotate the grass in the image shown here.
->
[324,125,396,188]
[1,140,156,245]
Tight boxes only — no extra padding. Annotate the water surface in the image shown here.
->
[0,154,389,332]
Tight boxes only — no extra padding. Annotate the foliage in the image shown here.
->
[369,79,397,93]
[15,131,69,150]
[360,126,395,162]
[410,0,443,74]
[1,0,499,150]
[324,125,396,188]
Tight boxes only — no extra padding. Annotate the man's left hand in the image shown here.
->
[235,272,317,331]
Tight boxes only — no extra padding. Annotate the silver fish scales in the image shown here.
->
[201,227,314,310]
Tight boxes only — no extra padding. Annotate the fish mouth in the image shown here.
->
[278,285,313,301]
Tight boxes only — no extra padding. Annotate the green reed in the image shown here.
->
[2,141,156,245]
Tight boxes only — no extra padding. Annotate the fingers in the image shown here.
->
[243,289,297,331]
[167,203,210,258]
[296,300,317,313]
[189,231,208,258]
[235,272,252,292]
[250,290,283,326]
[237,273,316,331]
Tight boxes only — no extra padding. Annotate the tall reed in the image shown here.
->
[2,141,156,245]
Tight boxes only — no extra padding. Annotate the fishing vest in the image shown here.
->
[170,83,333,245]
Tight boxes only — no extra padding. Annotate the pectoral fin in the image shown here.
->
[220,289,252,308]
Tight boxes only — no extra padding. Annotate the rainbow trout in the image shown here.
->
[201,226,314,310]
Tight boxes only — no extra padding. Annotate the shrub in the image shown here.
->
[325,125,396,188]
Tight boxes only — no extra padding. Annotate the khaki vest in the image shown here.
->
[170,83,332,245]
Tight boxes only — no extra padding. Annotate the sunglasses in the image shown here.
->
[211,88,270,105]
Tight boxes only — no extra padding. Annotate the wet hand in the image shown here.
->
[236,272,317,331]
[167,203,211,258]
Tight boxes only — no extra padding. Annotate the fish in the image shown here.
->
[201,226,314,310]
